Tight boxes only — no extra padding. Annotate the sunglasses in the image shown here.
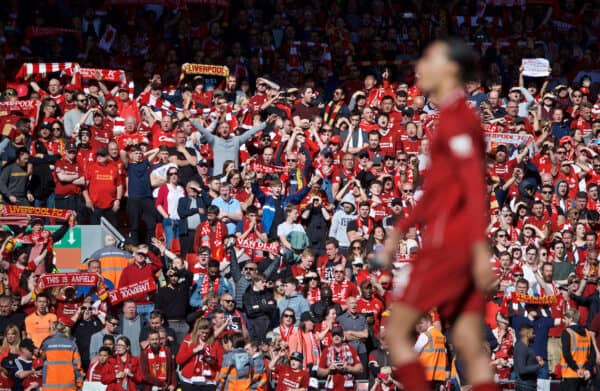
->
[52,127,62,131]
[244,267,257,271]
[222,299,234,304]
[81,306,91,311]
[106,104,117,108]
[352,246,362,250]
[109,322,119,326]
[78,99,88,103]
[282,314,294,318]
[287,159,297,163]
[275,285,283,288]
[497,234,506,238]
[513,273,524,277]
[402,189,413,193]
[334,270,344,274]
[542,191,552,194]
[167,172,178,176]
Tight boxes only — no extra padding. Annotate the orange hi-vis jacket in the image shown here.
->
[418,326,448,382]
[560,327,592,378]
[41,333,84,391]
[216,348,255,391]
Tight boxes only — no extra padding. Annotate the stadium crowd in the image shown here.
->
[0,0,599,390]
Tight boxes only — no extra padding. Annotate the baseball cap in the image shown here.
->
[543,93,556,100]
[391,198,403,207]
[96,148,109,157]
[300,312,316,322]
[198,160,209,167]
[66,141,77,152]
[331,324,344,336]
[509,87,521,93]
[289,352,304,362]
[358,150,369,159]
[330,136,341,144]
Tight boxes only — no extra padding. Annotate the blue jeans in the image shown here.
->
[162,217,180,250]
[136,303,154,324]
[537,361,549,379]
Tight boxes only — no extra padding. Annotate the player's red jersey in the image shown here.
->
[395,90,487,320]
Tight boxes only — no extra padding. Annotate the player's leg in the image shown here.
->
[387,302,430,391]
[451,312,497,391]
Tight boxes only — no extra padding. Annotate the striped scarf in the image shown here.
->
[146,346,168,381]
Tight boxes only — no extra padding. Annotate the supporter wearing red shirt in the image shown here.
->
[176,318,224,388]
[83,148,123,225]
[330,264,359,311]
[151,114,176,149]
[290,250,315,284]
[116,116,147,150]
[317,325,362,391]
[317,239,348,283]
[523,201,550,231]
[193,206,229,261]
[269,351,310,391]
[76,128,95,175]
[54,141,85,212]
[115,85,141,124]
[399,121,421,154]
[191,76,214,108]
[118,247,163,305]
[249,79,269,113]
[356,280,385,337]
[89,110,115,152]
[555,161,585,200]
[377,115,402,157]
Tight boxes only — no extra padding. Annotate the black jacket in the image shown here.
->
[513,340,539,390]
[177,195,211,235]
[243,288,278,342]
[570,291,600,328]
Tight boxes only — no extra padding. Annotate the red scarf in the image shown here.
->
[199,221,226,260]
[146,346,168,381]
[307,287,321,305]
[200,276,220,298]
[323,100,344,126]
[279,325,295,342]
[356,217,373,236]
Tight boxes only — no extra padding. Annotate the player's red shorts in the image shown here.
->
[392,245,485,321]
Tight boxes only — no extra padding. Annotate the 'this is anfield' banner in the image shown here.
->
[108,277,156,305]
[236,237,280,254]
[34,273,107,299]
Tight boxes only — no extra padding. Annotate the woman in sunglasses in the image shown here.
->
[303,272,321,305]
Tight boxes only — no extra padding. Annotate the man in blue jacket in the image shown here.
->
[251,174,318,240]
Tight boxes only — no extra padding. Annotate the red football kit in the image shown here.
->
[394,90,487,320]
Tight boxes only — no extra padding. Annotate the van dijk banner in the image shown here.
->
[236,237,280,254]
